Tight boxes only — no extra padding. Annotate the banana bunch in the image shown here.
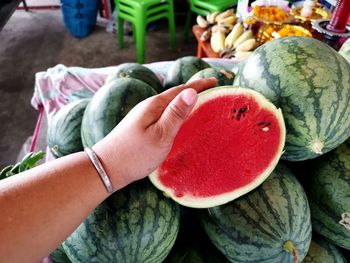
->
[195,9,237,53]
[220,26,258,60]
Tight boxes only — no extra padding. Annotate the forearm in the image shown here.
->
[0,151,111,262]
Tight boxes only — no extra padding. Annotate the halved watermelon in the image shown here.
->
[149,86,286,208]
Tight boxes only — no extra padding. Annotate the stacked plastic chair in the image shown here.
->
[115,0,176,64]
[184,0,238,41]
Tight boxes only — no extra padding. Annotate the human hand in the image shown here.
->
[93,78,217,191]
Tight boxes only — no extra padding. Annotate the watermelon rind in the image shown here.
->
[47,99,90,158]
[50,245,71,263]
[303,235,347,263]
[306,139,350,250]
[187,67,235,86]
[63,179,180,263]
[339,38,350,65]
[149,86,286,208]
[234,36,350,161]
[200,163,312,263]
[164,56,211,89]
[105,62,164,93]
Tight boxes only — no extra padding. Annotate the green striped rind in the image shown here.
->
[306,139,350,250]
[50,245,71,263]
[47,99,90,157]
[201,163,312,263]
[164,56,211,89]
[339,38,350,64]
[234,37,350,161]
[105,63,164,93]
[81,78,157,148]
[187,67,235,86]
[63,179,180,263]
[303,236,347,263]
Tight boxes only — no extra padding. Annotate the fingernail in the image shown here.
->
[182,89,197,106]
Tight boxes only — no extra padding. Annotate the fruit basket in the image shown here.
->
[247,5,295,44]
[290,6,330,23]
[272,24,313,39]
[290,6,330,34]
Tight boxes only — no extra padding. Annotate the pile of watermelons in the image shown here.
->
[48,37,350,263]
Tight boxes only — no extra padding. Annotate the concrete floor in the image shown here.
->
[0,9,197,167]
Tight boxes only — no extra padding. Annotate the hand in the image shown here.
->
[93,78,217,191]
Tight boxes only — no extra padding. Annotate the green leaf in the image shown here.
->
[0,165,13,180]
[24,151,45,168]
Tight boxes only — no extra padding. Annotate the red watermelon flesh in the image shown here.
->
[149,86,285,208]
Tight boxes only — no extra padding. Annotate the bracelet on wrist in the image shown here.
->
[85,147,113,194]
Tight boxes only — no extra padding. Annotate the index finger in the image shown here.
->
[131,77,218,127]
[163,77,217,99]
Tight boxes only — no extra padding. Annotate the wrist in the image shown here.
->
[91,142,131,192]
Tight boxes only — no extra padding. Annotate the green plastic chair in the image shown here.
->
[184,0,238,42]
[115,0,176,64]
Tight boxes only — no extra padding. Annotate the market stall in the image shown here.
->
[1,0,350,262]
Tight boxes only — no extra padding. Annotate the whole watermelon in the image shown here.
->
[164,56,210,89]
[187,67,235,86]
[105,63,164,93]
[303,235,347,263]
[234,37,350,161]
[47,99,90,158]
[339,38,350,64]
[200,163,312,263]
[81,78,157,147]
[306,139,350,250]
[63,179,180,263]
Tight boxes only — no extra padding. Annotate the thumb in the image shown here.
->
[157,88,197,143]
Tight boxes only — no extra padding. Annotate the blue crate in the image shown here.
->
[61,0,99,38]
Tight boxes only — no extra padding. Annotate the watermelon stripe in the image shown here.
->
[244,196,282,239]
[295,214,312,243]
[233,200,281,242]
[259,188,287,234]
[322,51,350,149]
[310,201,349,239]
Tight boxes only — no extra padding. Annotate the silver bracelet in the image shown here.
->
[85,148,113,194]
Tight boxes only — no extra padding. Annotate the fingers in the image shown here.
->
[160,77,217,100]
[154,88,198,145]
[137,78,217,127]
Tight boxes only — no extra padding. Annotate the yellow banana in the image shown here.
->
[233,30,254,48]
[211,31,226,53]
[234,51,253,60]
[235,38,258,52]
[207,12,219,24]
[217,15,237,26]
[215,9,235,23]
[224,23,244,49]
[196,15,208,28]
[211,25,229,34]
